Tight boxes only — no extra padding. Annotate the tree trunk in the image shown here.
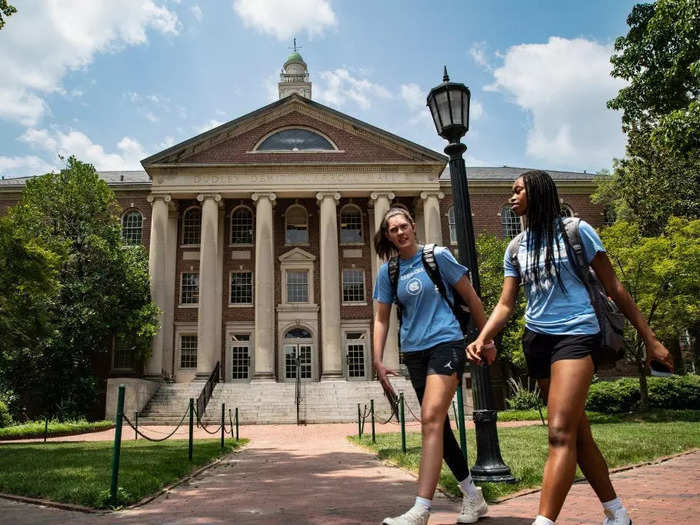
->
[636,335,649,411]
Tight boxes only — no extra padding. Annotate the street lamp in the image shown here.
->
[427,67,514,483]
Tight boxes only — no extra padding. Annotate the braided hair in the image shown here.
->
[520,170,571,292]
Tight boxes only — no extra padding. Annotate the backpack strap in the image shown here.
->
[388,255,403,350]
[563,217,587,270]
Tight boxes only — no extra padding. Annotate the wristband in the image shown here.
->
[483,341,496,350]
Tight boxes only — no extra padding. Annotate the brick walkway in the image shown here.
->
[0,422,697,524]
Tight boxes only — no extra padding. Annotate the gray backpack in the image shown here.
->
[507,218,625,366]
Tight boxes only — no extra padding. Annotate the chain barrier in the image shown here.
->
[194,408,224,435]
[122,406,190,442]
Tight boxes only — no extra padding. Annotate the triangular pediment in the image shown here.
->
[278,247,316,263]
[141,94,446,167]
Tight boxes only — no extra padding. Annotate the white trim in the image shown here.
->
[228,270,254,306]
[341,321,371,380]
[180,204,202,247]
[341,268,366,304]
[229,204,255,246]
[179,271,200,305]
[225,324,255,383]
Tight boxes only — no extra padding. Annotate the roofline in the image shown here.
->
[141,94,447,166]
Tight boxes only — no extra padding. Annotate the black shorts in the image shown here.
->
[522,328,601,379]
[403,339,466,389]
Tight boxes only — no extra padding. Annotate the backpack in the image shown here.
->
[506,218,625,367]
[388,244,472,349]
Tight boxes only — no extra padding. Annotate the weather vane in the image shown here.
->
[289,37,302,53]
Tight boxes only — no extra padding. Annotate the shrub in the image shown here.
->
[505,377,542,410]
[0,400,12,428]
[586,375,700,413]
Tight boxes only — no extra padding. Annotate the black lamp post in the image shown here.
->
[427,67,514,483]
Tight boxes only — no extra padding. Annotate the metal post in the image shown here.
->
[371,399,376,444]
[357,403,362,438]
[445,142,514,483]
[456,383,467,459]
[235,407,239,440]
[221,403,225,450]
[188,398,194,461]
[109,384,125,505]
[135,411,138,441]
[399,392,406,454]
[43,416,49,443]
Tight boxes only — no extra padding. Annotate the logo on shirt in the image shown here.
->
[443,360,453,370]
[406,277,422,296]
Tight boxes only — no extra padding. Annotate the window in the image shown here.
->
[182,207,202,245]
[448,207,457,244]
[342,269,365,303]
[231,207,253,244]
[122,211,143,245]
[344,331,366,378]
[230,271,253,305]
[286,270,309,303]
[257,128,335,151]
[560,205,574,218]
[181,273,199,304]
[231,334,251,380]
[286,205,308,244]
[501,206,521,239]
[340,205,363,244]
[113,336,134,370]
[180,335,198,369]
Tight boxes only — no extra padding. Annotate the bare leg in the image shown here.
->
[538,357,593,520]
[417,373,459,499]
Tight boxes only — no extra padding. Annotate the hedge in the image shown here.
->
[586,375,700,413]
[0,401,11,428]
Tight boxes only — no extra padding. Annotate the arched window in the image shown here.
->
[560,205,574,218]
[339,205,363,244]
[286,204,308,244]
[231,206,254,244]
[448,207,457,244]
[285,327,312,339]
[182,207,202,246]
[256,128,335,151]
[122,210,143,245]
[501,206,522,239]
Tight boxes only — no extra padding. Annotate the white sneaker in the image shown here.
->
[603,508,632,525]
[456,487,488,523]
[383,505,430,525]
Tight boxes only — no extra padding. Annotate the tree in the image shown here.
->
[600,218,700,409]
[0,1,16,30]
[3,157,159,419]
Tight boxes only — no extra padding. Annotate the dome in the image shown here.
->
[284,52,306,67]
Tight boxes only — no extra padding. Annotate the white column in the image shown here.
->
[196,193,222,378]
[252,192,276,381]
[145,194,172,378]
[317,191,343,380]
[421,191,445,245]
[369,192,400,371]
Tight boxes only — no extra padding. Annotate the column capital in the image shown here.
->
[251,192,277,204]
[420,191,445,200]
[315,191,341,203]
[370,192,395,201]
[147,193,171,204]
[196,193,222,206]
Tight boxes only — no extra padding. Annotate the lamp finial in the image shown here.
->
[443,66,449,82]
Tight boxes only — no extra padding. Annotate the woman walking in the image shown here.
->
[373,204,491,525]
[467,170,674,525]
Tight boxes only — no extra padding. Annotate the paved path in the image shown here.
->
[0,422,697,524]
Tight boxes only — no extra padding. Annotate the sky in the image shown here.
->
[0,0,640,179]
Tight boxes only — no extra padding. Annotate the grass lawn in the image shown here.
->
[0,420,114,440]
[351,410,700,502]
[0,438,248,508]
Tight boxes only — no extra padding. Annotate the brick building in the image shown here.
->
[0,53,606,420]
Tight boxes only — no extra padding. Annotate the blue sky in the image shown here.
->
[0,0,639,179]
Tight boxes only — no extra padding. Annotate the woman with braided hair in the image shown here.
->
[467,170,674,525]
[372,203,493,525]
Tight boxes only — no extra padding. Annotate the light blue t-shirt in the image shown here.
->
[373,246,467,351]
[503,220,605,335]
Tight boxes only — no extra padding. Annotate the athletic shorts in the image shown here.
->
[403,339,466,388]
[522,327,601,379]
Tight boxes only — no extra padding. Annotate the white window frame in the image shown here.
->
[121,210,143,245]
[178,333,198,370]
[560,204,575,218]
[181,205,202,247]
[285,204,309,246]
[500,205,522,240]
[341,322,371,380]
[229,270,253,306]
[179,271,200,306]
[339,204,364,245]
[341,268,366,305]
[229,205,254,246]
[228,329,253,382]
[447,206,457,245]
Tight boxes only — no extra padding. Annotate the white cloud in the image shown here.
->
[195,120,225,134]
[401,82,483,126]
[486,37,626,169]
[191,5,203,22]
[0,155,58,178]
[158,136,177,149]
[0,1,180,126]
[20,128,147,171]
[145,111,159,123]
[233,0,336,40]
[316,69,391,110]
[469,41,493,71]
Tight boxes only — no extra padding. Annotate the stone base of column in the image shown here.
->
[193,372,213,382]
[251,372,276,382]
[321,371,344,381]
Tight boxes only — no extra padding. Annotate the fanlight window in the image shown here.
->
[286,327,312,339]
[286,205,308,244]
[501,206,522,240]
[257,128,334,151]
[560,205,574,218]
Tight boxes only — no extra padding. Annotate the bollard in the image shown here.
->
[43,416,49,443]
[229,409,234,438]
[109,384,126,505]
[452,400,458,425]
[399,392,406,454]
[135,411,138,441]
[235,407,239,440]
[357,403,362,438]
[188,398,194,461]
[221,403,225,450]
[456,384,467,460]
[371,399,376,444]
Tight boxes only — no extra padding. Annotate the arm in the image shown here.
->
[590,251,674,371]
[466,276,520,364]
[372,301,398,394]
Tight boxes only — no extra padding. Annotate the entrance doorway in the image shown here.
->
[344,331,368,380]
[283,327,313,381]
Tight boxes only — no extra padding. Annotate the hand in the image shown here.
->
[645,338,674,372]
[374,360,399,396]
[466,340,497,365]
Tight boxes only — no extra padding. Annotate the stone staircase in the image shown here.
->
[137,378,443,425]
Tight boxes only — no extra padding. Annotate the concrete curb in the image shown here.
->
[0,493,104,514]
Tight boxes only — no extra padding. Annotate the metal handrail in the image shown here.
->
[196,361,220,424]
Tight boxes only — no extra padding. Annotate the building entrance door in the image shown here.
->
[344,331,368,380]
[283,328,313,381]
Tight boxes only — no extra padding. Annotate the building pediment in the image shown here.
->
[278,247,316,263]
